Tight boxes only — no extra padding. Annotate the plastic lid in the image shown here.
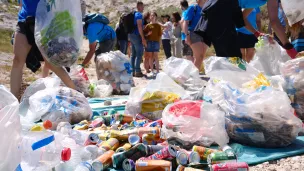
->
[61,147,71,161]
[43,120,53,130]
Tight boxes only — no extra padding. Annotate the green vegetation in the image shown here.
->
[0,29,14,53]
[156,5,181,18]
[0,2,19,15]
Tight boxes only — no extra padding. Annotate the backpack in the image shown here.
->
[116,19,128,40]
[83,13,110,32]
[122,11,136,34]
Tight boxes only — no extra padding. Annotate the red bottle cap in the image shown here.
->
[43,120,53,130]
[61,147,71,161]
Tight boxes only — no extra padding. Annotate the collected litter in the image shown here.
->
[96,51,134,95]
[35,0,83,67]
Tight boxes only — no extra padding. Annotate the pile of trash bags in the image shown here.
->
[35,0,83,67]
[96,51,134,95]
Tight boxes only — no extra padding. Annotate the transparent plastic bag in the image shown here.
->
[281,0,304,26]
[0,86,21,171]
[96,51,134,94]
[281,58,304,121]
[35,0,83,67]
[89,79,113,98]
[206,79,302,147]
[250,36,291,76]
[20,77,61,116]
[25,87,92,129]
[125,73,186,120]
[164,57,207,100]
[161,100,228,147]
[68,65,90,96]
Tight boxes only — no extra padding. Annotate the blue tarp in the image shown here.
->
[88,97,128,118]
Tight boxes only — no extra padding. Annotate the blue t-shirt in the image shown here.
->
[133,12,143,35]
[18,0,40,22]
[237,8,260,34]
[87,22,116,44]
[238,0,267,8]
[184,4,202,31]
[181,10,187,41]
[278,5,286,27]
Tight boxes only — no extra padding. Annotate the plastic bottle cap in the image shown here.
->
[61,147,71,161]
[43,120,53,130]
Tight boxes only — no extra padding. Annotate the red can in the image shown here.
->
[211,162,249,171]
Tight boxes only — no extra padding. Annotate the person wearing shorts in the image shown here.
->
[11,0,76,99]
[82,22,117,66]
[237,8,261,62]
[144,12,162,75]
[183,0,208,70]
[180,0,194,61]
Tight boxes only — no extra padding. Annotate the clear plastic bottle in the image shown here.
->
[75,161,94,171]
[20,131,71,171]
[57,122,87,145]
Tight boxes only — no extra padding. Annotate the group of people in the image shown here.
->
[10,0,304,99]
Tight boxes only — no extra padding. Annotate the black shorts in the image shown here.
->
[237,32,258,48]
[182,40,193,56]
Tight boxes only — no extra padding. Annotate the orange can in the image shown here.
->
[92,150,115,171]
[135,160,172,171]
[192,146,219,161]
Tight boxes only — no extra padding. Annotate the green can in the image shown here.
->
[207,151,236,165]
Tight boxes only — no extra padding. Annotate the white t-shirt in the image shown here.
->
[162,21,173,40]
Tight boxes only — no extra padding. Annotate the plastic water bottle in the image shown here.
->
[75,161,94,171]
[20,131,71,171]
[57,122,87,145]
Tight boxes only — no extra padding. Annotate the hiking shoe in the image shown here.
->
[134,72,144,77]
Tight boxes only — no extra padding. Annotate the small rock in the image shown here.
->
[291,156,301,161]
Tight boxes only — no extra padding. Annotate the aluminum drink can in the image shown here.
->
[99,138,119,151]
[193,145,219,161]
[92,150,115,171]
[135,160,172,171]
[211,162,249,171]
[122,159,136,171]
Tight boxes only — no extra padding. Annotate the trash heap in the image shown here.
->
[96,51,134,95]
[1,37,304,171]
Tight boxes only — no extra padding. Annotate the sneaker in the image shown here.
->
[134,72,144,77]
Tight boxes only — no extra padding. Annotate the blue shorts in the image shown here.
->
[146,41,160,52]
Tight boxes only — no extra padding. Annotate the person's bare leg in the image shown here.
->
[147,52,153,73]
[43,59,76,90]
[153,52,159,73]
[191,42,208,70]
[11,32,31,98]
[41,62,50,78]
[240,48,246,62]
[144,52,150,73]
[246,48,256,63]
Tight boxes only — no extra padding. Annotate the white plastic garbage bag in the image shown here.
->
[161,100,229,147]
[89,79,113,98]
[35,0,83,67]
[205,79,302,148]
[164,57,206,100]
[250,36,291,76]
[96,51,134,95]
[281,58,304,121]
[68,65,91,96]
[20,77,61,116]
[0,86,21,171]
[125,73,186,120]
[281,0,304,26]
[23,87,92,129]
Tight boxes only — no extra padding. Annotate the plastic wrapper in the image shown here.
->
[89,79,113,98]
[205,79,302,148]
[250,36,290,76]
[23,87,92,130]
[20,77,61,116]
[0,86,21,171]
[161,100,228,147]
[163,57,207,100]
[125,73,186,120]
[35,0,83,67]
[281,58,304,121]
[281,0,304,26]
[96,51,134,95]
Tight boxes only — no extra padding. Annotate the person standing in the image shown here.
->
[237,8,261,63]
[11,0,76,99]
[129,1,146,77]
[144,12,162,76]
[161,15,173,59]
[172,12,183,58]
[183,0,208,70]
[116,15,129,55]
[180,0,194,62]
[143,12,152,73]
